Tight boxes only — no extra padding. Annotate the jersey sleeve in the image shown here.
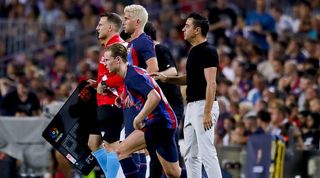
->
[203,47,219,69]
[136,37,156,63]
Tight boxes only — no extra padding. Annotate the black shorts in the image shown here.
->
[97,105,124,143]
[80,106,100,136]
[144,119,178,163]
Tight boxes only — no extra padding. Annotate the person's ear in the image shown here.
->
[136,19,141,26]
[195,27,201,34]
[115,56,121,63]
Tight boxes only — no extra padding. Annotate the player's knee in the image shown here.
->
[88,142,99,151]
[164,169,180,178]
[88,135,102,151]
[115,144,129,160]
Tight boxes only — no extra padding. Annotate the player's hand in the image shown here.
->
[79,84,93,101]
[86,79,97,87]
[203,113,214,131]
[115,96,122,108]
[124,95,131,107]
[150,72,167,82]
[133,117,145,130]
[96,82,103,94]
[78,79,96,100]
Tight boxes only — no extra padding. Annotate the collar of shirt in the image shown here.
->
[105,34,123,47]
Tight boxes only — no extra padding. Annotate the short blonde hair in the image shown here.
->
[124,4,148,28]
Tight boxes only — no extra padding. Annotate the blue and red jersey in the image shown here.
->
[96,34,124,106]
[123,65,177,129]
[127,33,156,68]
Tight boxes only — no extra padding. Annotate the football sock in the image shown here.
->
[92,148,108,176]
[119,157,139,178]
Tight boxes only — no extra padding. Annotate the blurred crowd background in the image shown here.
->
[0,0,320,177]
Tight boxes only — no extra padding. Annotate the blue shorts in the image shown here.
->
[144,119,178,163]
[123,106,139,137]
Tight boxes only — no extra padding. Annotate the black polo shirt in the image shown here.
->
[155,44,184,120]
[186,41,219,103]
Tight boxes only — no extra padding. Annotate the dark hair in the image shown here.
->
[120,30,131,41]
[100,12,122,31]
[106,43,128,62]
[271,5,283,14]
[187,12,209,37]
[144,21,157,41]
[257,110,271,123]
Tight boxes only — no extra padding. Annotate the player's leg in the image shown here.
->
[88,106,106,175]
[184,102,202,177]
[117,130,146,159]
[116,129,146,178]
[88,134,102,151]
[156,153,182,178]
[98,105,124,177]
[193,101,222,178]
[54,150,72,178]
[148,127,186,178]
[119,107,146,178]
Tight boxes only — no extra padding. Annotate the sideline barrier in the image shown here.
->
[0,116,51,177]
[217,145,320,178]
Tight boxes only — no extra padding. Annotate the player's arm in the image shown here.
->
[160,67,177,77]
[133,89,160,130]
[146,57,159,73]
[203,66,217,131]
[150,73,186,85]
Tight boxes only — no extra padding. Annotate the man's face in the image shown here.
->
[17,83,28,96]
[123,12,136,35]
[96,17,110,39]
[182,18,197,42]
[104,50,118,73]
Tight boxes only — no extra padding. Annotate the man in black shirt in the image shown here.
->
[144,21,185,178]
[152,12,222,178]
[1,77,41,116]
[208,0,237,44]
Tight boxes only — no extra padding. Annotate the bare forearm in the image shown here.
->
[165,75,187,85]
[136,90,160,120]
[146,57,159,73]
[161,67,177,77]
[204,82,217,114]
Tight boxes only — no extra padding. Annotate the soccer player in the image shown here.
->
[120,4,159,177]
[79,12,124,177]
[152,12,222,178]
[144,21,185,177]
[105,43,187,178]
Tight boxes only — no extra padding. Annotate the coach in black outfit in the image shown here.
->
[152,13,222,178]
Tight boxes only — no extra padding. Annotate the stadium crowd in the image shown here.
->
[0,0,320,177]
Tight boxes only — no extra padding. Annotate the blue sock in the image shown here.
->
[92,148,108,176]
[106,152,120,178]
[119,157,139,178]
[138,153,147,178]
[180,168,187,178]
